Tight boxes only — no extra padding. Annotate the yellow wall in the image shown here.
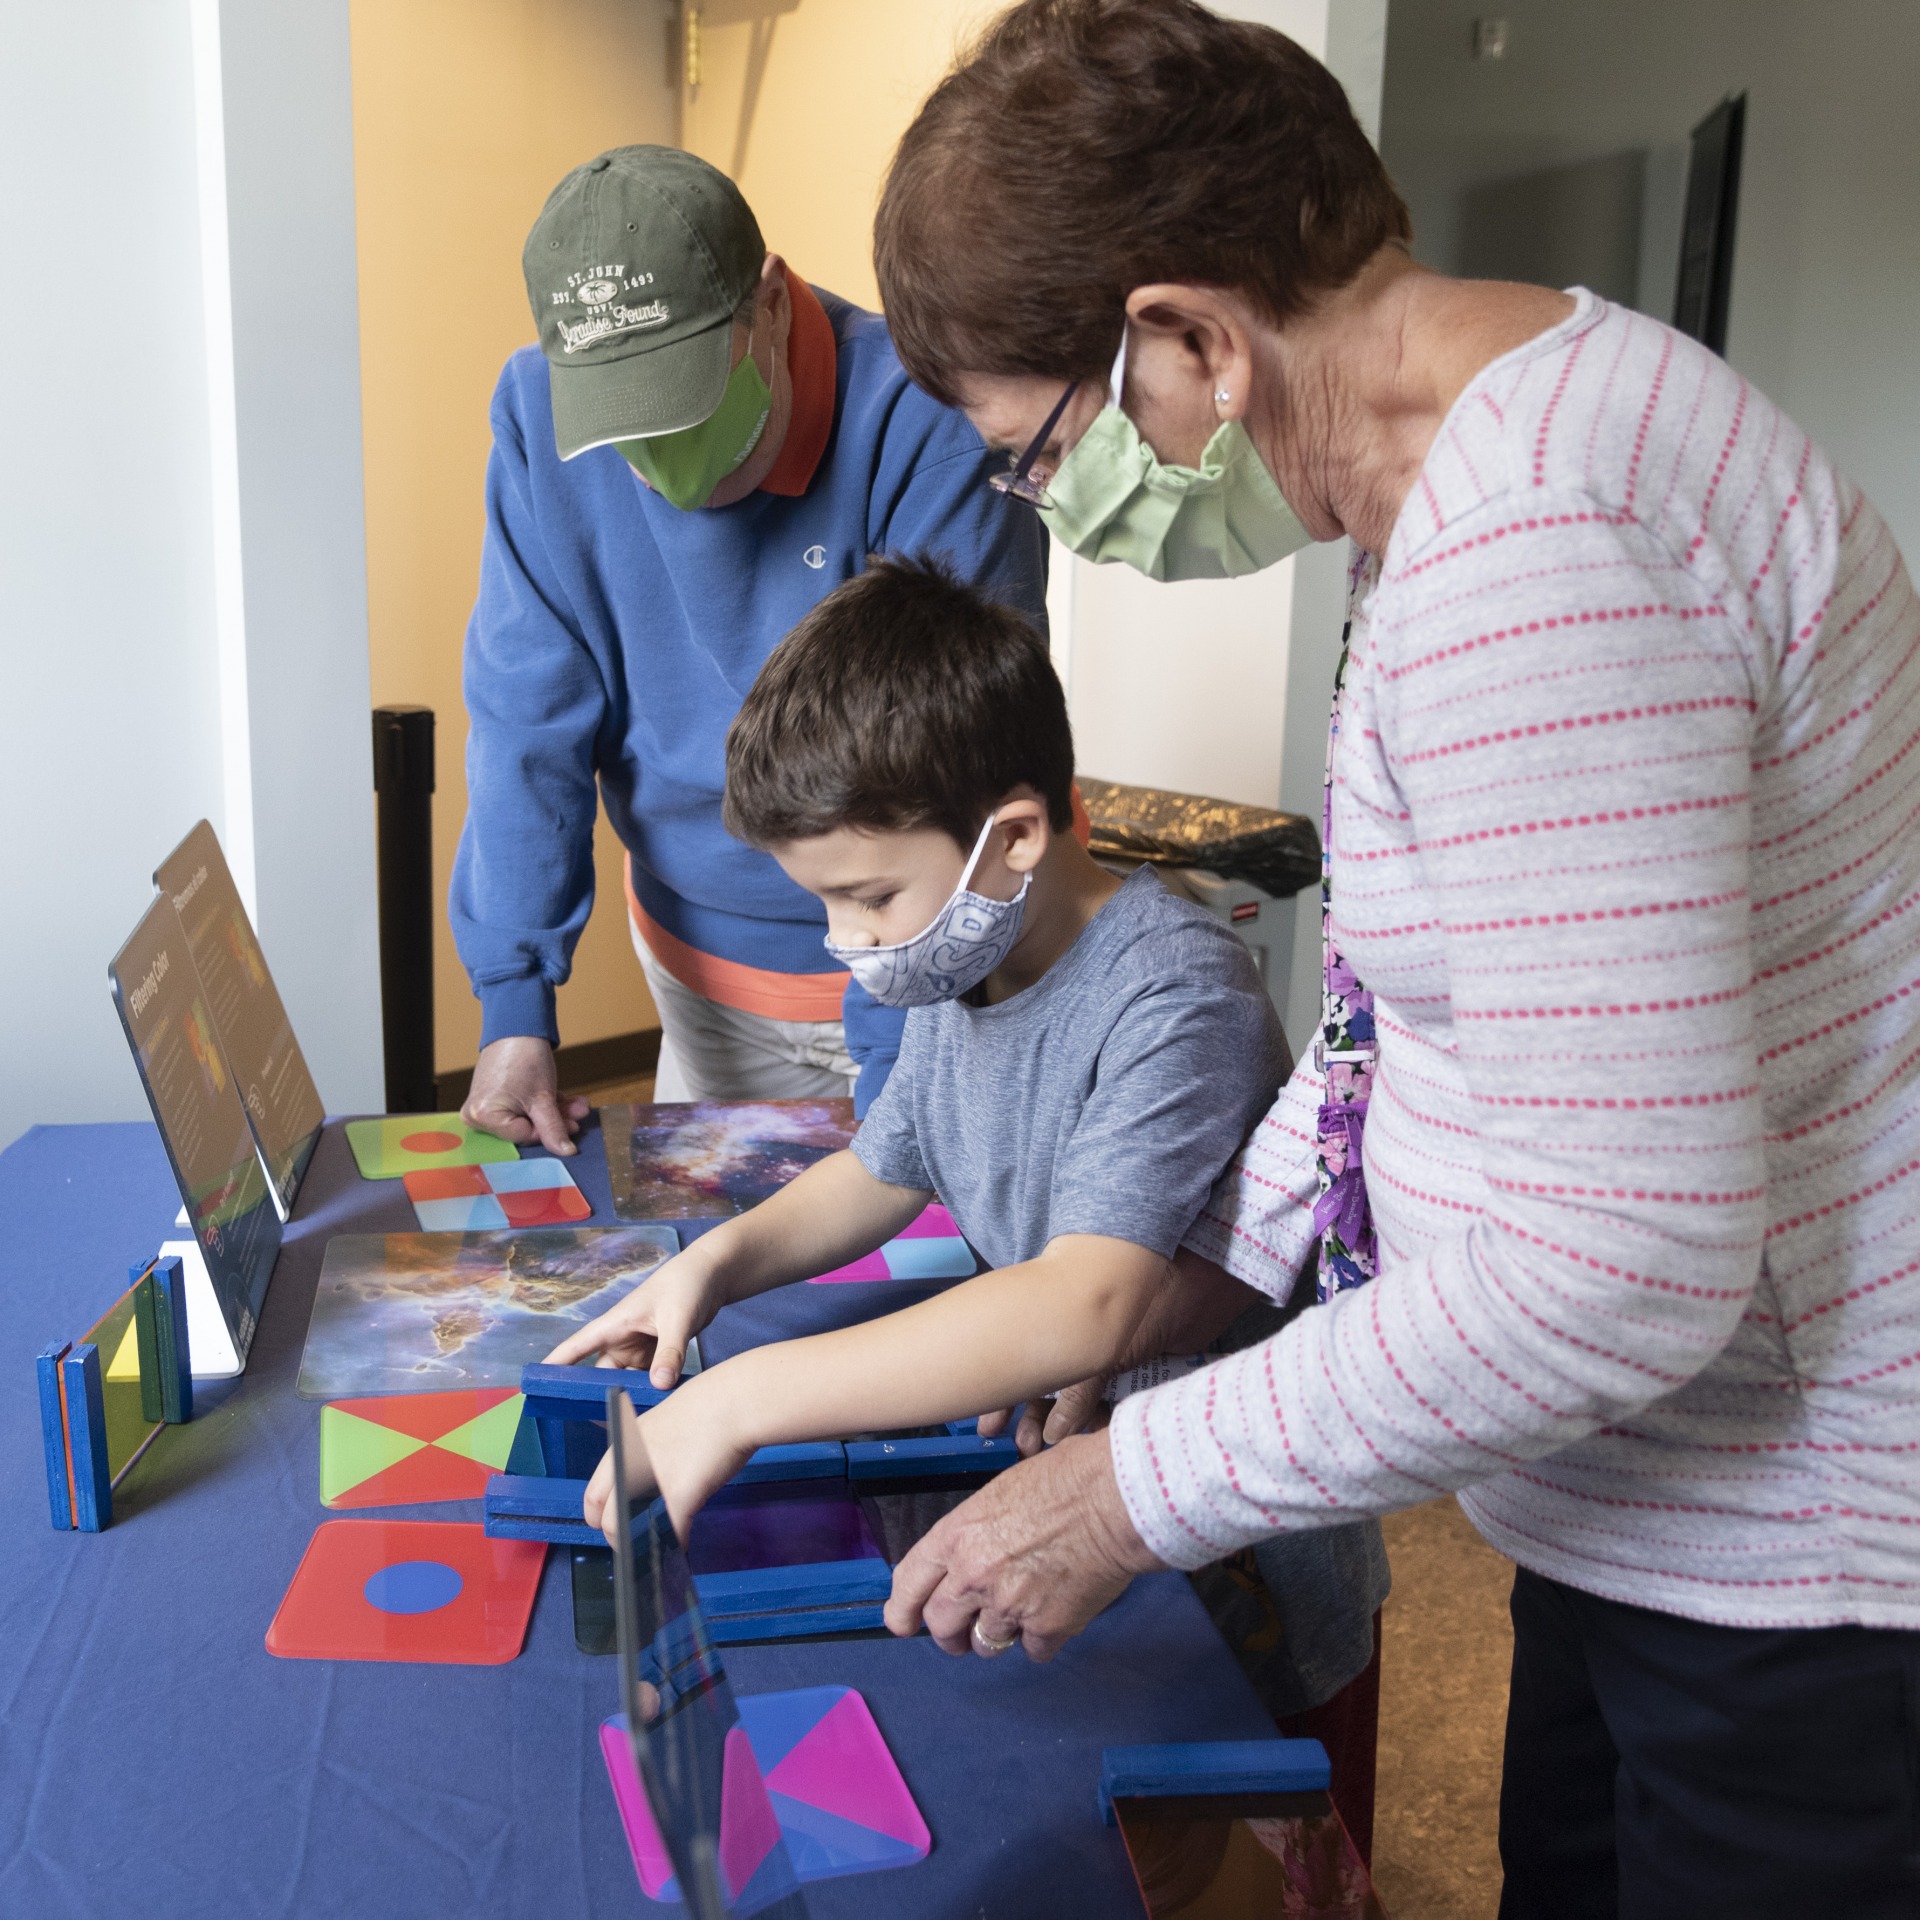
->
[351,0,678,1075]
[680,0,1004,309]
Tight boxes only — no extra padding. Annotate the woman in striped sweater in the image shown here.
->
[870,4,1920,1913]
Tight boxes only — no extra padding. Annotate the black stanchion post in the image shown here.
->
[372,705,437,1114]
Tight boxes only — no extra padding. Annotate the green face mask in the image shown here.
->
[616,345,772,510]
[1044,332,1312,581]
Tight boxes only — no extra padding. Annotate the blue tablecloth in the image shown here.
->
[0,1118,1275,1918]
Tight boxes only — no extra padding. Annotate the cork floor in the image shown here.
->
[1373,1499,1515,1918]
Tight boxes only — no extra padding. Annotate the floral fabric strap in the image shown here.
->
[1312,550,1380,1302]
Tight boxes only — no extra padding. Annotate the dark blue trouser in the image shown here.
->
[1498,1566,1920,1919]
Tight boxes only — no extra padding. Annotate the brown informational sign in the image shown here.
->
[155,820,323,1214]
[109,895,281,1369]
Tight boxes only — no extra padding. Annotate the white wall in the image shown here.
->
[1379,0,1920,565]
[0,0,382,1150]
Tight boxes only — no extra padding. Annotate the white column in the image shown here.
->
[195,0,384,1113]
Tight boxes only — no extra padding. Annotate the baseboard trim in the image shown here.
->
[435,1027,662,1111]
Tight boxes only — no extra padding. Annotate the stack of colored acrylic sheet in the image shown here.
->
[38,1257,193,1532]
[402,1159,591,1230]
[570,1479,890,1655]
[806,1203,976,1284]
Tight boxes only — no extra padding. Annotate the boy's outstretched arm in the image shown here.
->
[545,1149,929,1385]
[588,1233,1170,1539]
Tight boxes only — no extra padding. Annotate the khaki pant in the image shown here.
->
[630,920,856,1102]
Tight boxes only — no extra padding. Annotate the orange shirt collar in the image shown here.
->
[758,269,837,498]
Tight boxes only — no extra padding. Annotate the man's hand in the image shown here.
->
[584,1376,757,1544]
[462,1035,589,1157]
[544,1246,726,1387]
[885,1428,1165,1661]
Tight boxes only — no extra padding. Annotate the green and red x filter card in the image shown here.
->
[320,1388,543,1508]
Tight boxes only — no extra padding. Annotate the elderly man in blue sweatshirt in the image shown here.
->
[451,147,1047,1152]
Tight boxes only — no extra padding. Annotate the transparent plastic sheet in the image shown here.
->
[1113,1794,1388,1918]
[1079,778,1321,899]
[79,1277,164,1486]
[609,1391,810,1919]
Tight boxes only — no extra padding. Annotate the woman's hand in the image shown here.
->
[583,1374,758,1545]
[545,1245,728,1387]
[884,1428,1166,1661]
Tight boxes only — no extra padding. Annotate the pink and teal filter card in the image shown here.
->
[402,1159,591,1230]
[602,1685,930,1897]
[807,1204,976,1284]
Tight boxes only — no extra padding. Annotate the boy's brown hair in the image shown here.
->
[724,555,1074,850]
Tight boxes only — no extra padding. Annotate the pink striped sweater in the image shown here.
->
[1111,292,1920,1628]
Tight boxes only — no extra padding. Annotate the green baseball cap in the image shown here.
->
[524,146,766,461]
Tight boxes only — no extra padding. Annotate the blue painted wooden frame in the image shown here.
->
[1098,1738,1332,1823]
[37,1342,72,1530]
[61,1343,111,1533]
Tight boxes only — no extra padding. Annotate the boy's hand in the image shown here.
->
[584,1376,757,1544]
[544,1247,726,1387]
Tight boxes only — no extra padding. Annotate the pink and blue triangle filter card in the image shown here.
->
[807,1204,976,1285]
[602,1686,930,1896]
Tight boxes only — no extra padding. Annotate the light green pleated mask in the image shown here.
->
[616,347,772,511]
[1044,332,1312,581]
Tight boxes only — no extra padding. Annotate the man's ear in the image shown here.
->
[994,792,1052,876]
[758,252,792,347]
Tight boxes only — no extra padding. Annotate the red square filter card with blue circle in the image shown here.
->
[601,1685,930,1897]
[267,1519,546,1664]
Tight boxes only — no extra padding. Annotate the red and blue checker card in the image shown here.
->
[320,1388,543,1507]
[402,1159,591,1230]
[266,1519,545,1664]
[602,1686,930,1895]
[807,1204,977,1284]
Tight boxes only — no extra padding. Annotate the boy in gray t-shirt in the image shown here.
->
[554,556,1287,1533]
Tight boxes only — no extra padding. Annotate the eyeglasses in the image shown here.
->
[987,380,1079,509]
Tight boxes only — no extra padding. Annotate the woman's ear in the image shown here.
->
[1124,282,1256,421]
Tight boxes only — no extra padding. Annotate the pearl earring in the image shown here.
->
[1215,388,1232,406]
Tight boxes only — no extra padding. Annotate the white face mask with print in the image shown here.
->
[823,815,1030,1009]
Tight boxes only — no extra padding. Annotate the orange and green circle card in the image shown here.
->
[344,1114,519,1181]
[266,1519,545,1664]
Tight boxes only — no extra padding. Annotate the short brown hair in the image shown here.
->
[724,556,1074,850]
[875,0,1411,405]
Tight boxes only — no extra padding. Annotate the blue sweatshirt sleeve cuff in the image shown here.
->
[477,974,560,1052]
